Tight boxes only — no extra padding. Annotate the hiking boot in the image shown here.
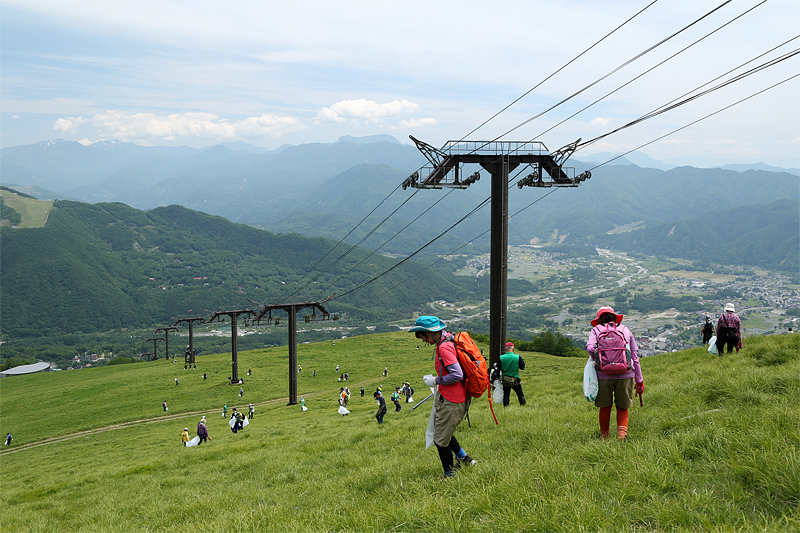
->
[443,470,457,479]
[456,455,477,467]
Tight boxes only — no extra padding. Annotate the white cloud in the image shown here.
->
[589,117,611,128]
[315,99,420,126]
[393,118,438,129]
[53,110,305,143]
[53,116,86,133]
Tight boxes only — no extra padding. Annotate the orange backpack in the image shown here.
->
[441,332,490,398]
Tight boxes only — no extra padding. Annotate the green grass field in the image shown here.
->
[0,190,52,228]
[1,332,798,532]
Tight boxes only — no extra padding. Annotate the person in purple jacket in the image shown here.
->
[197,417,209,444]
[586,306,644,441]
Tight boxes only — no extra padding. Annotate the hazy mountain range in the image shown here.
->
[2,135,798,263]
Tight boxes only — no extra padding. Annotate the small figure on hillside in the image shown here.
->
[336,364,340,373]
[4,433,12,446]
[586,306,644,441]
[203,372,207,381]
[715,303,742,356]
[239,387,244,397]
[500,342,526,406]
[391,387,402,412]
[248,403,254,419]
[197,418,209,445]
[247,369,252,376]
[410,315,478,478]
[175,377,179,386]
[339,374,343,382]
[404,382,413,403]
[374,390,388,424]
[300,397,307,411]
[313,369,316,377]
[193,364,196,370]
[333,341,336,346]
[230,408,244,433]
[222,404,227,418]
[344,372,349,381]
[162,401,168,412]
[701,316,714,344]
[339,387,348,408]
[298,365,302,373]
[383,367,388,377]
[181,428,190,446]
[360,386,364,397]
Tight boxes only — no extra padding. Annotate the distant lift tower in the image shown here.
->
[145,337,163,361]
[251,301,338,405]
[404,137,590,371]
[154,326,179,363]
[206,309,253,384]
[173,317,205,366]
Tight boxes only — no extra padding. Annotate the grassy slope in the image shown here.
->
[0,189,52,228]
[0,332,797,532]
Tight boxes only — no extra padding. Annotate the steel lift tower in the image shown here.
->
[404,137,589,371]
[206,309,253,384]
[154,326,179,362]
[173,316,205,366]
[251,301,337,405]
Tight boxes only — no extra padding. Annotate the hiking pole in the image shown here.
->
[410,393,434,412]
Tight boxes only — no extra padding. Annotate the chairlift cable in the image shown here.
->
[455,0,660,143]
[529,0,772,143]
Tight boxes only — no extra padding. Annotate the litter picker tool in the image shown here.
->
[410,392,434,412]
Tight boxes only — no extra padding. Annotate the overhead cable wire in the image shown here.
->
[489,0,735,146]
[578,49,800,152]
[326,196,492,302]
[531,0,771,142]
[315,188,457,299]
[370,189,560,300]
[270,182,407,305]
[581,72,800,171]
[455,0,660,143]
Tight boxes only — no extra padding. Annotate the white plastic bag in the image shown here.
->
[492,379,504,404]
[583,357,599,402]
[185,436,200,447]
[425,385,437,449]
[338,405,350,415]
[707,336,718,355]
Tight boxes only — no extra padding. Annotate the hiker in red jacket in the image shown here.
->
[410,315,477,478]
[586,306,644,441]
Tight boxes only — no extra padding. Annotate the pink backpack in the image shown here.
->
[592,323,631,375]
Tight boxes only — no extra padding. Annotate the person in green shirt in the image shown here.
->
[500,342,526,406]
[391,387,402,412]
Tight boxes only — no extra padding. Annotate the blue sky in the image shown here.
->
[1,0,798,167]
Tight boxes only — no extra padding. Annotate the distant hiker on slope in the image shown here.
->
[701,316,714,345]
[500,342,526,406]
[374,390,387,424]
[586,306,644,441]
[197,417,209,445]
[181,428,190,446]
[715,303,742,355]
[410,315,477,478]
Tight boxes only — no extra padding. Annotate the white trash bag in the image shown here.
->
[338,405,350,416]
[492,379,504,404]
[583,357,599,402]
[707,336,718,355]
[185,436,200,447]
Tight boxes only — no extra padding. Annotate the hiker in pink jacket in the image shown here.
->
[586,306,644,440]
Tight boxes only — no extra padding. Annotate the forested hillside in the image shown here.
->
[595,199,799,271]
[0,199,483,340]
